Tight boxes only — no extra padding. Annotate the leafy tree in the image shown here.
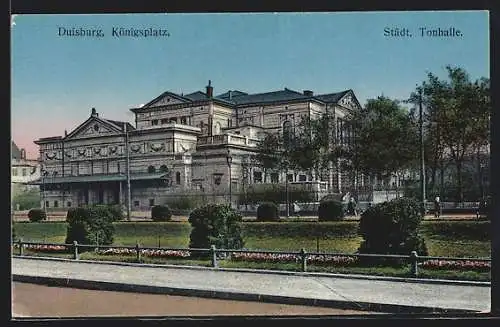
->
[65,207,115,248]
[408,66,490,201]
[346,96,419,186]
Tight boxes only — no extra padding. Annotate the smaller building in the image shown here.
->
[11,141,41,192]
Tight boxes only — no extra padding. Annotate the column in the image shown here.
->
[119,181,123,205]
[88,186,92,205]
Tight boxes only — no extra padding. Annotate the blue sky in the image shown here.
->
[11,11,489,158]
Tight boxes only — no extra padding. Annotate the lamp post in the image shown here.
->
[418,85,427,215]
[226,149,233,207]
[241,155,250,212]
[41,169,48,211]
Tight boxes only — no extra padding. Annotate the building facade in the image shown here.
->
[34,81,366,210]
[11,141,41,194]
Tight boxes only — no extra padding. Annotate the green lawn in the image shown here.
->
[12,220,491,258]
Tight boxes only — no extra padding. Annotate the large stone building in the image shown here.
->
[33,81,365,210]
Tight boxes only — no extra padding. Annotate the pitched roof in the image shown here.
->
[216,90,248,100]
[314,90,351,103]
[222,88,311,105]
[11,141,22,159]
[102,119,135,132]
[183,91,209,101]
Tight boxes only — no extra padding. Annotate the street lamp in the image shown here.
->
[418,85,427,215]
[226,149,233,207]
[41,169,48,211]
[241,155,250,212]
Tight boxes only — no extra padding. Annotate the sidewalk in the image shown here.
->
[12,257,490,313]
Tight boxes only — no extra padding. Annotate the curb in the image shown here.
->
[12,274,478,314]
[12,255,491,287]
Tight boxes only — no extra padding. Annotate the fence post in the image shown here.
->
[410,251,418,277]
[18,238,23,256]
[210,245,218,268]
[300,248,307,272]
[73,241,79,260]
[136,243,141,263]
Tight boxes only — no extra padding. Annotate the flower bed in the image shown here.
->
[420,259,491,272]
[13,243,68,253]
[95,248,191,259]
[230,252,358,266]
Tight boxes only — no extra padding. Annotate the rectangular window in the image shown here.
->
[45,201,50,208]
[54,200,59,208]
[287,174,294,182]
[170,117,177,123]
[253,171,262,183]
[149,198,155,206]
[22,168,27,176]
[299,175,307,182]
[270,173,279,183]
[67,202,72,207]
[176,172,181,185]
[12,168,17,176]
[160,118,169,124]
[134,200,140,207]
[151,119,159,126]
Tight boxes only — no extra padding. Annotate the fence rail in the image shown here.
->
[12,240,491,277]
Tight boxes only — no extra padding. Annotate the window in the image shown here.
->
[283,120,293,147]
[67,202,72,207]
[54,200,59,208]
[22,168,27,176]
[287,174,294,182]
[270,173,279,183]
[149,198,155,206]
[148,166,156,173]
[176,172,181,184]
[159,165,168,173]
[134,200,140,207]
[181,117,187,124]
[170,117,177,123]
[45,201,50,208]
[160,118,169,124]
[12,168,17,176]
[299,175,307,182]
[152,119,159,126]
[253,171,262,183]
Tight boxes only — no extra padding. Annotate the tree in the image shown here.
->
[408,66,490,202]
[346,96,419,186]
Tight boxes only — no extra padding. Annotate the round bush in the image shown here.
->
[318,200,344,221]
[358,197,428,257]
[92,205,124,222]
[65,207,115,248]
[28,209,47,222]
[256,202,280,221]
[151,205,172,221]
[188,203,244,251]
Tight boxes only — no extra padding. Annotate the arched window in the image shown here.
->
[147,166,156,173]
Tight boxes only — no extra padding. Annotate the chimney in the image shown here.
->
[206,80,213,98]
[303,90,313,97]
[228,90,232,100]
[64,130,68,137]
[91,107,98,117]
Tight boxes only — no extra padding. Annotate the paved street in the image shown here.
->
[12,257,490,312]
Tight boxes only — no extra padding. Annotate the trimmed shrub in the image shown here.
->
[358,197,428,261]
[28,209,47,222]
[257,202,280,221]
[65,207,115,249]
[151,205,172,221]
[188,204,244,251]
[92,205,124,222]
[318,200,344,221]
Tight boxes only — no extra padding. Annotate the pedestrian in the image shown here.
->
[293,201,301,217]
[434,195,441,218]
